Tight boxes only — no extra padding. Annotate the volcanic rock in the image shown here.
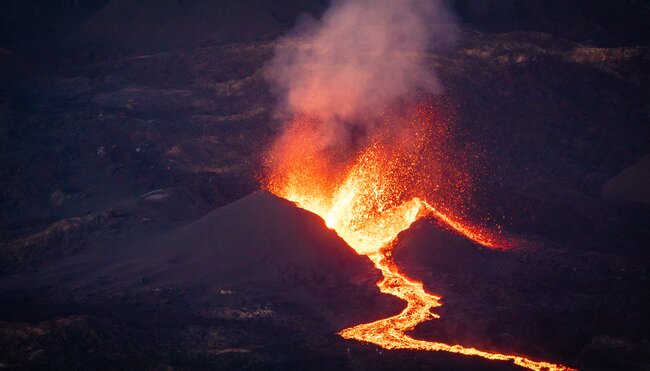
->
[393,218,650,370]
[602,154,650,205]
[0,211,115,276]
[393,218,496,277]
[1,191,397,329]
[1,1,649,369]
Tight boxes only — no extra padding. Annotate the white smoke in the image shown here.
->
[265,0,457,127]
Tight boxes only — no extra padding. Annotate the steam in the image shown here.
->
[265,0,457,128]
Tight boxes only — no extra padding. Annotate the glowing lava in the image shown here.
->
[265,105,574,371]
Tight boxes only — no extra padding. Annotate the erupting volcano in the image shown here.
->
[264,103,573,371]
[262,0,576,369]
[2,0,650,369]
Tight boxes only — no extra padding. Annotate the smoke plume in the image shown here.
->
[265,0,457,131]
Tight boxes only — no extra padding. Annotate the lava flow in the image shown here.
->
[264,104,574,371]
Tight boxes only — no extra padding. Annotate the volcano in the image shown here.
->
[0,191,402,329]
[0,190,574,370]
[2,0,650,370]
[0,190,568,371]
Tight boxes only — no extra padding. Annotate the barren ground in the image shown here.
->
[1,2,649,370]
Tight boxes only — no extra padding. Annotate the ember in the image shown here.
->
[265,104,573,371]
[263,0,575,368]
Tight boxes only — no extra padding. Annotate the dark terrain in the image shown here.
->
[1,1,649,370]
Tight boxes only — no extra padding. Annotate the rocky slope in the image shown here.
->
[1,1,649,370]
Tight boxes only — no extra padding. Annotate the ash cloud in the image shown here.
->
[265,0,457,128]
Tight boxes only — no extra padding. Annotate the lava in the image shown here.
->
[339,252,571,371]
[264,104,574,371]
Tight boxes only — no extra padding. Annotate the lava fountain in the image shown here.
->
[264,103,574,371]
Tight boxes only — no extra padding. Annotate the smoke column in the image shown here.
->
[264,0,457,148]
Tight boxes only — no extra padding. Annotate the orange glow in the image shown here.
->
[264,104,573,371]
[340,252,572,371]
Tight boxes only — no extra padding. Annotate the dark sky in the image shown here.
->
[1,0,649,49]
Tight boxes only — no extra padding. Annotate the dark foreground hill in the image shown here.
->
[393,218,650,370]
[0,191,397,329]
[0,191,538,370]
[0,191,407,370]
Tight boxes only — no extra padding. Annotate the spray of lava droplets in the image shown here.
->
[264,103,575,371]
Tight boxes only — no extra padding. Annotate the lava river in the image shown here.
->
[264,107,575,371]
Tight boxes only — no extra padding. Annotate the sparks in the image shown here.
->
[264,104,574,371]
